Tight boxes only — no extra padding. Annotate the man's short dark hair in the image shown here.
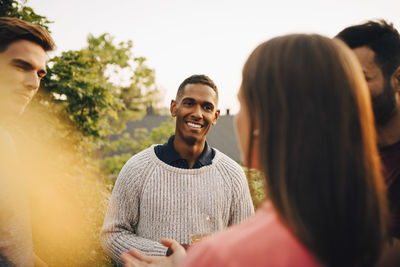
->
[336,20,400,78]
[176,74,218,101]
[0,17,55,53]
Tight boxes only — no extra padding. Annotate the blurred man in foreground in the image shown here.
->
[0,17,55,266]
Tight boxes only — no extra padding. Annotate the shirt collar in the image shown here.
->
[197,139,213,166]
[157,135,214,168]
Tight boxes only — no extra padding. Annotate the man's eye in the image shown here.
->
[16,64,29,70]
[184,102,193,106]
[203,105,213,111]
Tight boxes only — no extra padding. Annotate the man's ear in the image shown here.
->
[212,109,220,125]
[391,66,400,93]
[170,100,177,117]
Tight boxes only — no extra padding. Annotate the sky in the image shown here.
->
[29,0,400,115]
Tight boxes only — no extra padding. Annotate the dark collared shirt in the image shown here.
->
[154,135,215,169]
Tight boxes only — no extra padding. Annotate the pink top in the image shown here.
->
[181,201,321,267]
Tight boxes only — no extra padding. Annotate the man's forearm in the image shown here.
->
[101,230,169,264]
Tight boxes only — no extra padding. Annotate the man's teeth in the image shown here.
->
[187,122,202,128]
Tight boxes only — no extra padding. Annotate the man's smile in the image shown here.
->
[186,121,203,129]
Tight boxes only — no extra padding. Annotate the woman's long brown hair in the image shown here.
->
[242,34,388,266]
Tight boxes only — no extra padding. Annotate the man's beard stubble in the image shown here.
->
[176,127,197,146]
[372,78,397,126]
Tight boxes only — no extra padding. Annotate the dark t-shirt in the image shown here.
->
[380,140,400,238]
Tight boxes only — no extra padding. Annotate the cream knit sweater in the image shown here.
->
[100,145,254,264]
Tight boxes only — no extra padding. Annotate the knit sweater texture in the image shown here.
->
[100,145,254,264]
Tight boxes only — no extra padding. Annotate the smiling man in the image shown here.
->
[101,74,254,264]
[0,17,54,267]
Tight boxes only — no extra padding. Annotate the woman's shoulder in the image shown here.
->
[182,202,321,267]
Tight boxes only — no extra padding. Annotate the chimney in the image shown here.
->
[146,103,154,115]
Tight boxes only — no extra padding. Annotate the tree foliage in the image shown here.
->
[42,34,130,139]
[0,0,52,30]
[102,118,175,176]
[244,168,267,209]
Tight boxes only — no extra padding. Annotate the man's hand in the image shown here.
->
[167,243,190,256]
[120,239,186,267]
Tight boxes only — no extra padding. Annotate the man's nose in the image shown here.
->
[25,72,40,91]
[192,105,203,119]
